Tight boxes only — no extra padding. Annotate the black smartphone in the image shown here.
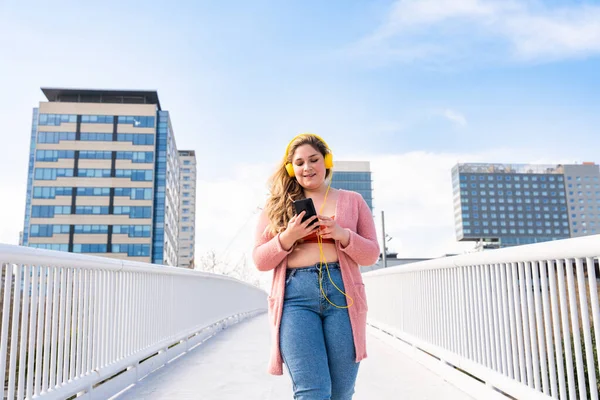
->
[292,198,318,225]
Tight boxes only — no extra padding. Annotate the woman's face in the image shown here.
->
[291,144,326,190]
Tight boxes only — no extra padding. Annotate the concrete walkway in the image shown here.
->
[115,314,474,399]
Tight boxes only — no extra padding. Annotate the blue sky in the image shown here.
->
[1,0,600,266]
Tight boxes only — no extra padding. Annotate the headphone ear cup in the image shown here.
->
[324,153,333,169]
[285,163,295,177]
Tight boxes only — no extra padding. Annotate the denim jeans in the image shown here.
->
[280,262,359,400]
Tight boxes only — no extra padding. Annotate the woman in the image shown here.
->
[253,133,379,400]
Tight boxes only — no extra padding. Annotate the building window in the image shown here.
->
[39,114,77,126]
[117,115,155,128]
[80,133,112,142]
[81,115,114,124]
[73,244,108,253]
[117,134,155,145]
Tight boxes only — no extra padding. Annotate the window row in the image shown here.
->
[567,176,600,182]
[34,168,153,181]
[569,191,600,197]
[461,205,567,212]
[37,132,155,145]
[465,191,562,197]
[113,225,151,237]
[28,242,151,256]
[568,184,600,189]
[571,214,600,219]
[462,197,565,205]
[461,183,564,190]
[77,169,153,181]
[573,229,598,234]
[111,244,150,256]
[573,221,599,227]
[331,172,372,181]
[39,114,155,127]
[463,228,569,235]
[463,212,567,220]
[29,224,152,237]
[461,174,563,182]
[33,186,152,200]
[570,199,600,204]
[36,150,154,163]
[31,205,152,218]
[39,114,77,125]
[29,243,69,252]
[464,220,568,227]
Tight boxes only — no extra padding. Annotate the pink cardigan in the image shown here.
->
[253,189,380,375]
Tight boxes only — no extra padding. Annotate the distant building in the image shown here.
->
[331,161,373,211]
[22,88,183,266]
[452,162,600,248]
[178,150,197,268]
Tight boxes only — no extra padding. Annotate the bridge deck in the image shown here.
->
[115,314,474,399]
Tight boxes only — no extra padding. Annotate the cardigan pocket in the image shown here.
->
[267,296,282,327]
[354,283,368,312]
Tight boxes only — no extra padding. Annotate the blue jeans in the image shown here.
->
[280,263,359,400]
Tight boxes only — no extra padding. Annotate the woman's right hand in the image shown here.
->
[279,211,320,250]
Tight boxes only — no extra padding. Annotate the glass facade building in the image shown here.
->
[452,163,600,247]
[22,88,184,265]
[330,161,373,211]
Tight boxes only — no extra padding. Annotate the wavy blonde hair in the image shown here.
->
[265,134,332,235]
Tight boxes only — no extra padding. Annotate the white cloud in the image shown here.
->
[441,109,467,127]
[349,0,600,65]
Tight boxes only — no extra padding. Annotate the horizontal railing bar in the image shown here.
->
[0,243,263,291]
[366,234,600,277]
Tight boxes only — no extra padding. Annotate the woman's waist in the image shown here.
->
[286,261,340,274]
[287,243,338,269]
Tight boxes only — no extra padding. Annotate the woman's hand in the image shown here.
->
[279,211,320,250]
[318,215,350,246]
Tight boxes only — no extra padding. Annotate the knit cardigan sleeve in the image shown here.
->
[339,192,380,266]
[252,209,293,272]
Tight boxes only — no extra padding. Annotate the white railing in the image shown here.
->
[364,234,600,400]
[0,244,267,400]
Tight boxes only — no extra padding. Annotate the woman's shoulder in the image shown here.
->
[335,188,362,203]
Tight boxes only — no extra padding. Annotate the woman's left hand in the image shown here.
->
[318,215,350,245]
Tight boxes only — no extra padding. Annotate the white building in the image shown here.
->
[178,150,197,268]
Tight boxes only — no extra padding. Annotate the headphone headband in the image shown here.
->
[284,133,333,177]
[284,133,331,160]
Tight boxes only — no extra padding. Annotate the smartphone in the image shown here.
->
[292,198,318,225]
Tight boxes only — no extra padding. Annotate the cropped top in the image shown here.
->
[301,215,335,244]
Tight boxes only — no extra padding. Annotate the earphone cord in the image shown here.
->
[317,172,354,309]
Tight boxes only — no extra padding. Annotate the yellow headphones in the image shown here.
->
[284,133,334,177]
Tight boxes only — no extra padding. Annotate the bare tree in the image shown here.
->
[195,250,261,287]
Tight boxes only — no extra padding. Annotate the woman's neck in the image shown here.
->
[303,184,332,199]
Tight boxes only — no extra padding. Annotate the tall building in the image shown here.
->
[452,162,600,248]
[331,161,374,211]
[21,88,181,266]
[178,150,197,268]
